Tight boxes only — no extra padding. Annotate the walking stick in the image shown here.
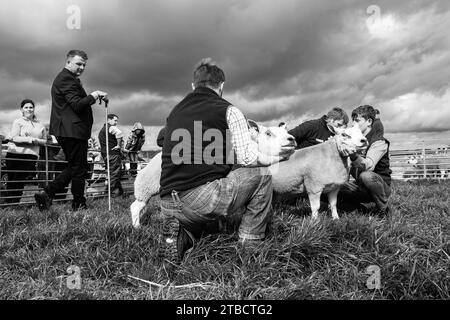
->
[101,97,111,211]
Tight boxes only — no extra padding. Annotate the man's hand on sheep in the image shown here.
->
[337,143,357,157]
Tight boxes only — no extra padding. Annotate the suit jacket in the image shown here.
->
[49,68,96,140]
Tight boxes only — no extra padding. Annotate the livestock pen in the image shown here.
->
[1,137,450,206]
[389,140,450,180]
[0,141,159,207]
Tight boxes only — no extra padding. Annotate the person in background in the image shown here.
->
[4,99,47,204]
[125,122,145,177]
[1,135,10,144]
[98,114,125,197]
[288,107,349,149]
[87,136,101,185]
[88,136,100,151]
[37,125,67,199]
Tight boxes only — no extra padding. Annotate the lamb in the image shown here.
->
[130,120,296,228]
[269,126,368,220]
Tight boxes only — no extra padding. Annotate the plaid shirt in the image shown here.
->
[226,106,258,166]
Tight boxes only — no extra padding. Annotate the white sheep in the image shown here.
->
[269,126,368,220]
[130,120,295,228]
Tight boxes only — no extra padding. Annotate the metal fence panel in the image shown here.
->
[0,141,149,207]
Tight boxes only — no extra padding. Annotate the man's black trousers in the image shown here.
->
[45,137,88,204]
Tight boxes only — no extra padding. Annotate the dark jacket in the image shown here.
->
[372,118,384,137]
[288,115,333,149]
[351,128,392,186]
[98,124,119,155]
[159,87,233,197]
[49,68,96,140]
[125,122,145,152]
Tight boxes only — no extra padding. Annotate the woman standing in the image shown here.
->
[4,99,47,204]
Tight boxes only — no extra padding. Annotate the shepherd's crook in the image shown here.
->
[101,97,111,211]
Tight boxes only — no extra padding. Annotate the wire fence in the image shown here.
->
[0,142,158,207]
[1,138,449,207]
[389,141,450,180]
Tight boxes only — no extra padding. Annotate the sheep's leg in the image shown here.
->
[307,191,322,220]
[130,200,147,228]
[327,187,340,220]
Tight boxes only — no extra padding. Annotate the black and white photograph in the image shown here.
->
[0,0,449,304]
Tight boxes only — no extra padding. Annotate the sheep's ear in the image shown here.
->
[278,122,287,130]
[247,119,259,133]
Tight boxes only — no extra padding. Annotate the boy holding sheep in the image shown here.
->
[338,105,392,217]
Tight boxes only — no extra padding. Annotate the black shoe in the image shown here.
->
[72,201,88,211]
[158,216,194,267]
[34,191,52,211]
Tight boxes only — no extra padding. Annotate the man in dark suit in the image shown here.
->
[35,49,108,211]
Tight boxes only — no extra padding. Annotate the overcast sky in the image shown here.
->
[1,0,449,148]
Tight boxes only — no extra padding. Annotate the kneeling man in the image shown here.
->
[339,105,392,216]
[158,58,295,270]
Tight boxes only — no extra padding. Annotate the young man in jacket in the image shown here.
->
[338,105,392,217]
[99,114,125,197]
[34,49,108,211]
[288,107,349,149]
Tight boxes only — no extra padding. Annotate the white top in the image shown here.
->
[7,117,46,156]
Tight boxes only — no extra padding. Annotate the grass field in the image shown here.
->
[0,180,449,300]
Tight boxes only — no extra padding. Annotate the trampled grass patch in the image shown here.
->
[0,180,449,299]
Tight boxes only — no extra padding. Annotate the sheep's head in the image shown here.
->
[334,126,368,153]
[247,120,296,156]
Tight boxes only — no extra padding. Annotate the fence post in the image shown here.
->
[45,144,49,187]
[422,146,426,178]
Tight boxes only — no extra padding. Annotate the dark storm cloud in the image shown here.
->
[1,0,449,134]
